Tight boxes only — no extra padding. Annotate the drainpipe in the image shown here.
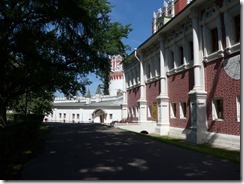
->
[134,48,147,122]
[134,48,141,62]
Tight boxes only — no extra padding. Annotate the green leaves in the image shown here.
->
[0,0,131,101]
[0,0,131,126]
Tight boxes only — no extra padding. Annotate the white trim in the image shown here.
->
[170,102,177,118]
[212,98,224,120]
[236,96,240,122]
[179,101,187,119]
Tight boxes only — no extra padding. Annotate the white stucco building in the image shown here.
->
[45,95,123,124]
[44,55,125,125]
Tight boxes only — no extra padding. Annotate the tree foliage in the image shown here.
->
[0,0,131,126]
[9,91,54,115]
[95,85,102,95]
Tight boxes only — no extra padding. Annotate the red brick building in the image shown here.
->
[120,0,240,149]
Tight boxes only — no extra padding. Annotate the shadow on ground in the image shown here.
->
[15,123,240,180]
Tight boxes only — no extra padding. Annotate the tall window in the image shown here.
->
[77,114,80,119]
[63,113,66,119]
[189,41,194,61]
[148,106,152,118]
[179,46,184,66]
[170,103,177,118]
[59,113,62,119]
[168,50,174,70]
[234,14,240,43]
[147,63,151,79]
[211,28,218,52]
[212,99,223,120]
[180,102,187,118]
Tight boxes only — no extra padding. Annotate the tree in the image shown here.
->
[85,89,91,98]
[95,85,102,95]
[9,90,54,115]
[0,0,131,127]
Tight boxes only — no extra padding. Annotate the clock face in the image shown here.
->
[223,55,240,80]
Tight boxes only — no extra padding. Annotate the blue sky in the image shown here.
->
[55,0,165,97]
[108,0,164,53]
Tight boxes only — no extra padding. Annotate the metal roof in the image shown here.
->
[53,98,123,109]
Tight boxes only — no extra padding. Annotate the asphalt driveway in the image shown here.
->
[15,123,240,180]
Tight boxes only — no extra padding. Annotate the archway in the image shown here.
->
[92,109,107,123]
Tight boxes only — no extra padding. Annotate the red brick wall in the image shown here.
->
[110,71,123,80]
[127,86,140,121]
[168,69,194,129]
[174,0,187,15]
[205,55,240,135]
[146,80,160,120]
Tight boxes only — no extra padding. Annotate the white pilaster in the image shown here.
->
[187,91,208,144]
[155,37,170,135]
[137,52,147,122]
[187,10,208,144]
[121,71,128,120]
[191,11,202,91]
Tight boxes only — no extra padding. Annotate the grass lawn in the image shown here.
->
[116,127,240,164]
[146,134,240,164]
[0,122,49,179]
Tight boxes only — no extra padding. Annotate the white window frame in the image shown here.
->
[212,98,224,120]
[170,102,177,118]
[222,0,240,55]
[201,2,224,62]
[236,96,240,122]
[148,105,152,118]
[179,101,187,119]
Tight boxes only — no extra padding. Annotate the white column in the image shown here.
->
[155,37,170,135]
[187,10,208,144]
[192,12,202,91]
[121,71,128,120]
[137,52,147,122]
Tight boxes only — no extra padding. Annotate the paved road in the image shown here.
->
[16,123,240,180]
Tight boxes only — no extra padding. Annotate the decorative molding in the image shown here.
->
[201,0,220,21]
[165,17,192,45]
[166,63,193,76]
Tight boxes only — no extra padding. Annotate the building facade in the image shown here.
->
[120,0,240,149]
[45,55,125,124]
